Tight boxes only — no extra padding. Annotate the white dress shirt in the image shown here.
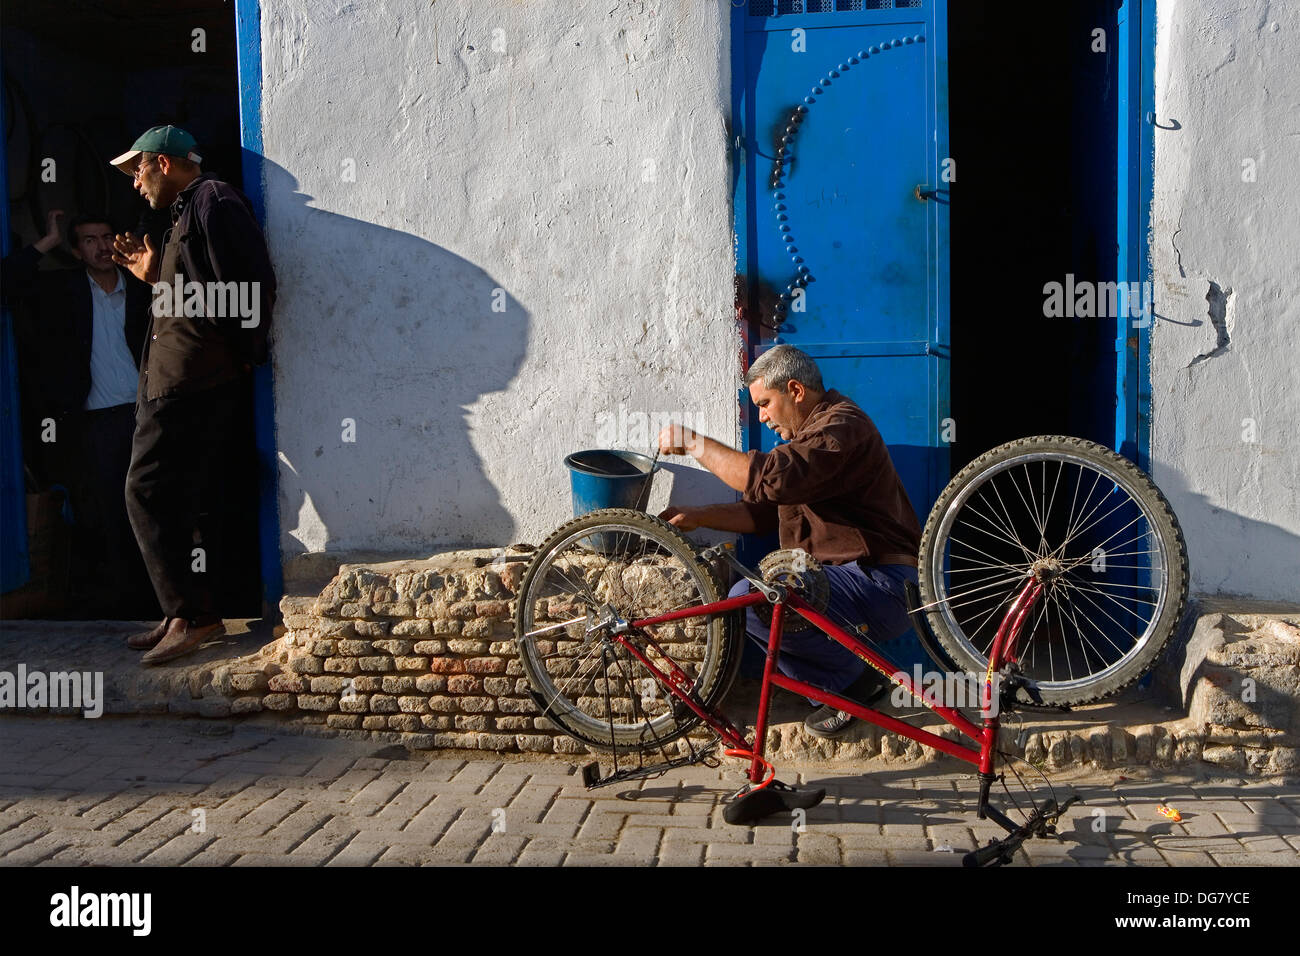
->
[83,270,140,410]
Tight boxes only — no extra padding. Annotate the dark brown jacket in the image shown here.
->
[141,173,276,400]
[741,389,921,567]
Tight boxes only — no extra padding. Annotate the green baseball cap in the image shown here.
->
[109,125,203,176]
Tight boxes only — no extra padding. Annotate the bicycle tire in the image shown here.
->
[918,436,1188,706]
[513,508,741,752]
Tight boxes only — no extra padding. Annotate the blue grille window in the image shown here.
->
[748,0,923,14]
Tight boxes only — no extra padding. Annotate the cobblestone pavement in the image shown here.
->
[0,716,1297,867]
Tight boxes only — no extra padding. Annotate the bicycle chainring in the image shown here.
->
[753,549,830,635]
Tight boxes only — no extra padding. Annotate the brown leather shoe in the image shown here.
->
[141,618,225,666]
[127,618,172,650]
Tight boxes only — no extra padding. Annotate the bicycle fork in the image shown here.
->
[898,572,1034,825]
[977,575,1044,777]
[974,576,1059,839]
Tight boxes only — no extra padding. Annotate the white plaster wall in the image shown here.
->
[1151,0,1300,600]
[260,1,738,557]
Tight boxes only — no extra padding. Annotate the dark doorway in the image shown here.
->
[948,0,1121,473]
[2,0,260,619]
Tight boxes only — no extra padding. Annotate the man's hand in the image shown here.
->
[659,505,702,532]
[658,424,699,457]
[659,502,760,534]
[657,423,749,494]
[112,231,159,284]
[33,209,64,254]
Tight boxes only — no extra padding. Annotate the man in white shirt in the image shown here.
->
[6,211,154,616]
[81,230,142,411]
[73,215,155,616]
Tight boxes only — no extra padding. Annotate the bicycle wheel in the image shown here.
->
[513,508,741,752]
[918,436,1188,706]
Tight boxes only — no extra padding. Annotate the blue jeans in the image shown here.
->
[729,561,919,700]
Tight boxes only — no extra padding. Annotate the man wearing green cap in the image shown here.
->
[109,125,276,665]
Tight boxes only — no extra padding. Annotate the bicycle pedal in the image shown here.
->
[581,762,602,788]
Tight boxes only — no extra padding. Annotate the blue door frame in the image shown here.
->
[1116,0,1156,472]
[235,0,284,617]
[0,0,282,617]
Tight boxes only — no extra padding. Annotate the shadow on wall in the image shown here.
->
[263,159,529,557]
[658,461,735,515]
[1152,465,1300,601]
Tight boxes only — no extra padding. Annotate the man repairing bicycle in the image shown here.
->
[657,344,921,739]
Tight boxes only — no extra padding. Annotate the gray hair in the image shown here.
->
[744,345,824,394]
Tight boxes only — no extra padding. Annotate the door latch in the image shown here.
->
[914,184,950,204]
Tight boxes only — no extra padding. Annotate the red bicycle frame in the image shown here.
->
[618,576,1046,784]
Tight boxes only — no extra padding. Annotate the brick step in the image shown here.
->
[3,552,1296,777]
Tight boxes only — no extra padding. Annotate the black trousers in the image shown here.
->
[125,378,241,623]
[80,402,156,616]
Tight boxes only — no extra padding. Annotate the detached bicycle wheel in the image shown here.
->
[919,436,1188,706]
[513,508,741,752]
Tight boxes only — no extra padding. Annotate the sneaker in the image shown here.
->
[804,705,857,739]
[803,668,890,739]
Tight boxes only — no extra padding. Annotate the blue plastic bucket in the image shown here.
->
[564,449,658,518]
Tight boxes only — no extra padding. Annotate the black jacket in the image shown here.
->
[141,172,276,400]
[1,245,151,418]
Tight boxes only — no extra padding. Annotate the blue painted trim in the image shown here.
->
[1116,1,1133,461]
[1136,0,1156,472]
[931,0,949,503]
[0,43,32,594]
[730,0,754,456]
[1116,0,1155,469]
[235,0,284,618]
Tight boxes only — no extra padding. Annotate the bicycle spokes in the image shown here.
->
[934,452,1169,691]
[515,518,725,748]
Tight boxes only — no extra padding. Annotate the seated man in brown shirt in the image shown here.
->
[658,344,922,738]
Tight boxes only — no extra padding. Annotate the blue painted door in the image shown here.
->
[733,0,949,533]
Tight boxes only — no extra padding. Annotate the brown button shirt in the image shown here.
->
[740,389,922,567]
